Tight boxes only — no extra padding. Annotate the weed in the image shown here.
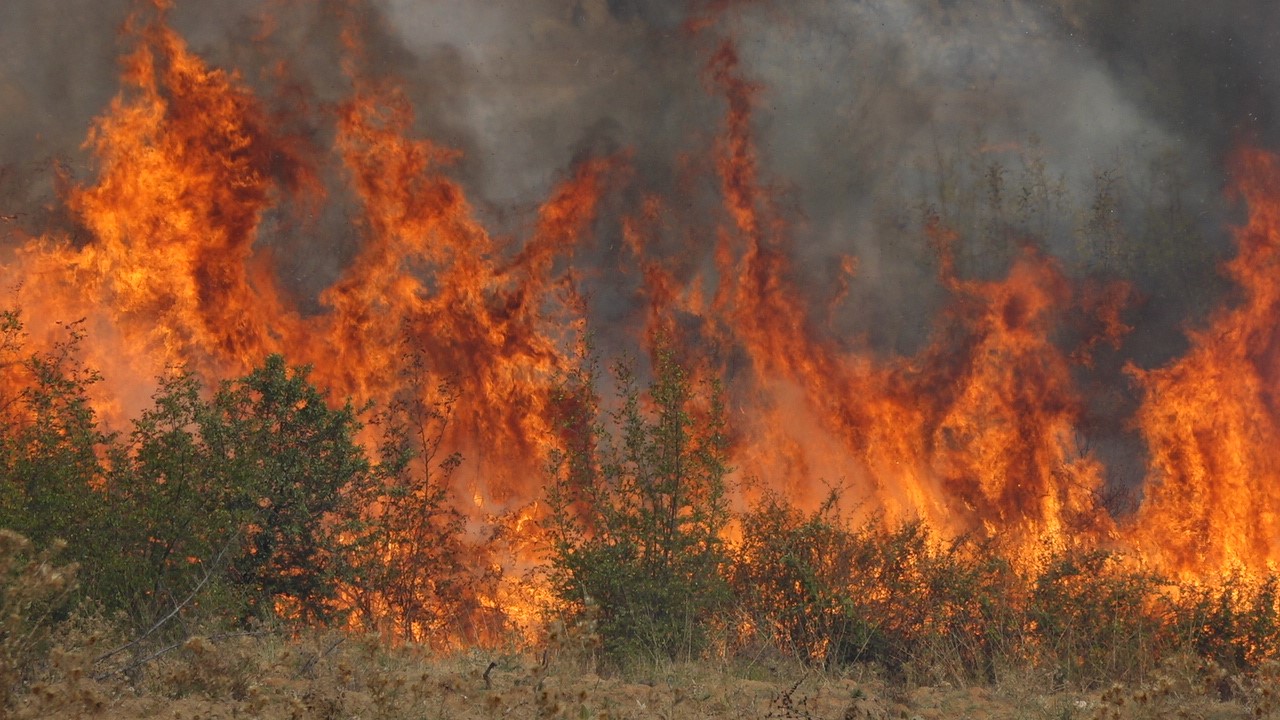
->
[0,530,78,709]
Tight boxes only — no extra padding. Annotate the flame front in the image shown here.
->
[1129,148,1280,575]
[624,40,1113,551]
[11,17,308,412]
[2,3,1280,639]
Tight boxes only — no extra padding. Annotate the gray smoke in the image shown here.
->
[364,0,1244,353]
[1041,0,1280,154]
[0,0,131,232]
[1,0,1273,489]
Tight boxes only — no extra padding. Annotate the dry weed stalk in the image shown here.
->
[0,529,77,709]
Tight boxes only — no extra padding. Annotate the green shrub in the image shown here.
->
[546,345,732,668]
[732,493,1021,683]
[75,355,378,629]
[0,317,114,562]
[100,370,246,626]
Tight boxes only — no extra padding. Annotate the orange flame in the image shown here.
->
[3,5,1280,637]
[1129,148,1280,575]
[620,39,1116,554]
[2,6,619,636]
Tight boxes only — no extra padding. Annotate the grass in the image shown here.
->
[3,475,1279,719]
[8,628,1279,719]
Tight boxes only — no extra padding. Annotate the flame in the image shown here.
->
[2,3,1280,640]
[1,5,615,637]
[1128,148,1280,575]
[7,14,309,422]
[321,71,617,504]
[620,40,1114,553]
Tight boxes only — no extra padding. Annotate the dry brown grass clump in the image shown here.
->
[0,529,77,708]
[6,622,1279,720]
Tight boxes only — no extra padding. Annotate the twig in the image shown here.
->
[94,537,234,666]
[92,630,274,682]
[299,635,347,677]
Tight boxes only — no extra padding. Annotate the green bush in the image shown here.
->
[546,345,732,668]
[0,308,483,642]
[72,354,379,629]
[732,493,1021,684]
[0,318,113,559]
[201,354,375,624]
[100,371,245,625]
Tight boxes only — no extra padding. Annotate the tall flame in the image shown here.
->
[2,3,1280,634]
[11,16,308,405]
[621,39,1115,552]
[1129,148,1280,575]
[322,71,616,503]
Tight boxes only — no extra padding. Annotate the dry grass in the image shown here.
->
[6,626,1278,720]
[2,531,1278,719]
[0,529,77,709]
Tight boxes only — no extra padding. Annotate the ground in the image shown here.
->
[11,632,1278,719]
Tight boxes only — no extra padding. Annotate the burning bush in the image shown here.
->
[732,492,1022,684]
[0,316,483,644]
[732,489,1280,689]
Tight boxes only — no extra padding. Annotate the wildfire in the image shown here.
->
[2,0,1279,642]
[622,39,1116,552]
[8,15,308,422]
[1128,148,1280,576]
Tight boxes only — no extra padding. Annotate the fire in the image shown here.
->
[623,39,1114,552]
[2,1,1279,641]
[322,70,616,504]
[1128,148,1280,575]
[8,15,309,420]
[3,4,613,639]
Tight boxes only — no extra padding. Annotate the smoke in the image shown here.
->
[0,0,131,231]
[0,0,1274,491]
[362,0,1243,356]
[1044,0,1280,153]
[0,1,1249,275]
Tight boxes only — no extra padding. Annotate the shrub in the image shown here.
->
[1027,550,1173,687]
[0,317,114,563]
[99,355,382,629]
[732,493,1021,683]
[341,347,492,645]
[200,354,376,624]
[1178,573,1280,675]
[732,492,873,668]
[546,345,732,668]
[101,371,245,626]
